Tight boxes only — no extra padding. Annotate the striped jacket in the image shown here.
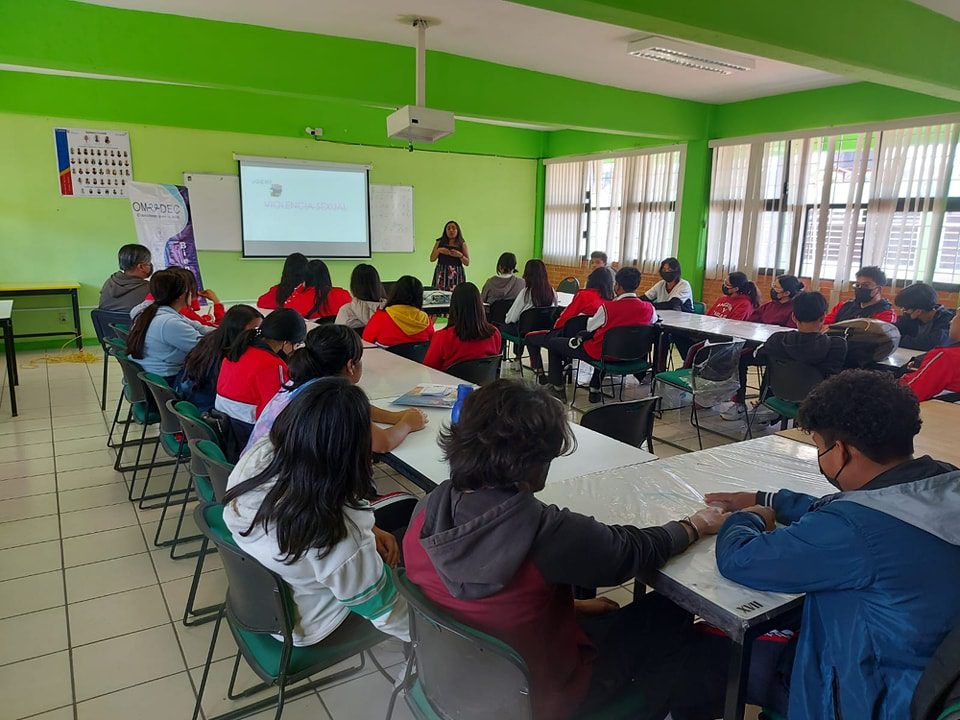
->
[900,343,960,401]
[223,437,409,645]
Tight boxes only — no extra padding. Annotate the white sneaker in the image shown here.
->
[720,405,745,421]
[714,401,736,415]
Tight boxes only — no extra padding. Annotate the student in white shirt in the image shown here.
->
[223,378,410,646]
[499,259,557,368]
[643,257,694,312]
[334,263,386,330]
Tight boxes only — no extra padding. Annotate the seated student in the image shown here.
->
[693,370,960,720]
[256,252,308,310]
[588,250,616,280]
[248,324,427,454]
[899,311,960,401]
[403,379,728,720]
[720,291,847,422]
[706,272,760,321]
[362,276,434,347]
[334,263,386,330]
[526,267,614,377]
[423,283,502,371]
[176,305,262,413]
[99,243,153,312]
[643,257,694,312]
[223,379,410,648]
[215,308,306,448]
[823,265,898,325]
[497,259,557,366]
[894,282,956,351]
[480,252,526,304]
[748,274,804,327]
[286,259,351,320]
[132,267,224,329]
[126,269,204,384]
[544,267,656,404]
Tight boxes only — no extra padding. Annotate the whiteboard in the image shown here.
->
[183,172,414,254]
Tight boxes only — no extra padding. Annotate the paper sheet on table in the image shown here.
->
[392,384,458,408]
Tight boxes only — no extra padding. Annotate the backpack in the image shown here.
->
[826,318,901,366]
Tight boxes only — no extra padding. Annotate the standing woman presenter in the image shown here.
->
[430,220,469,291]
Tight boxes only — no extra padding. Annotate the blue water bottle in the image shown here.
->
[450,384,474,424]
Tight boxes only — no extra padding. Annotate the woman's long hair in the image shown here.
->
[182,305,262,383]
[386,275,424,310]
[438,220,464,247]
[350,263,385,303]
[225,308,306,363]
[585,267,614,301]
[728,271,761,308]
[448,282,496,342]
[222,378,374,562]
[522,260,554,308]
[304,259,334,318]
[127,269,188,359]
[286,325,363,390]
[275,253,308,306]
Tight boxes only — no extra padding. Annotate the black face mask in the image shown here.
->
[721,285,733,296]
[854,287,877,304]
[660,270,679,283]
[817,442,848,490]
[770,289,781,302]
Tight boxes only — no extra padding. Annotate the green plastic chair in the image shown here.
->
[500,306,558,377]
[191,502,391,720]
[692,301,706,315]
[747,357,824,435]
[571,325,657,405]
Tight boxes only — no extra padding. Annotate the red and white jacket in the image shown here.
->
[582,294,657,359]
[215,346,289,424]
[899,344,960,402]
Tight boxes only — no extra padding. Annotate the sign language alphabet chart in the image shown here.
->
[54,127,134,198]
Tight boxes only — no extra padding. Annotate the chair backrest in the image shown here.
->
[446,355,502,386]
[395,569,534,720]
[556,277,580,294]
[382,280,398,297]
[516,307,558,337]
[139,373,182,435]
[386,341,430,363]
[114,351,149,404]
[599,325,658,363]
[764,357,824,403]
[487,298,514,325]
[188,439,233,502]
[691,340,746,383]
[692,301,706,315]
[193,503,290,638]
[168,400,219,446]
[912,622,960,720]
[580,397,660,452]
[90,309,131,348]
[110,322,131,339]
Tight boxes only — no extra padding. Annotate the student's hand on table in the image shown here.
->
[372,526,400,568]
[743,505,777,532]
[401,409,428,432]
[688,506,730,537]
[198,289,221,304]
[574,597,620,617]
[703,491,758,513]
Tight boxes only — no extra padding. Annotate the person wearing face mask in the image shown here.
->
[643,257,694,312]
[823,265,898,325]
[894,282,956,351]
[689,370,960,720]
[748,275,804,327]
[705,272,760,321]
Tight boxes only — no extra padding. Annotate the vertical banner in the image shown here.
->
[128,182,205,297]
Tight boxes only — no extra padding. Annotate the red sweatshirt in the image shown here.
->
[284,286,351,320]
[423,327,502,371]
[899,344,960,402]
[362,307,434,347]
[553,288,606,330]
[144,293,224,328]
[749,300,796,328]
[823,298,897,326]
[706,294,755,321]
[256,283,304,310]
[215,346,288,424]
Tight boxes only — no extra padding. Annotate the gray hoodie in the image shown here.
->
[481,274,525,304]
[98,271,150,312]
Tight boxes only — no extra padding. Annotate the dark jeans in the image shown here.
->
[524,329,557,371]
[545,336,601,389]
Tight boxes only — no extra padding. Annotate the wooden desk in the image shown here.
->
[0,282,83,350]
[779,400,960,466]
[0,300,17,416]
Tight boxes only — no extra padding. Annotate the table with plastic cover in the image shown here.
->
[356,347,464,403]
[537,434,834,720]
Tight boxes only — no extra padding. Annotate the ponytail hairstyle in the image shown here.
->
[386,275,424,310]
[286,324,363,389]
[182,305,262,384]
[225,307,306,363]
[169,266,199,306]
[728,271,761,308]
[776,275,804,299]
[221,378,374,562]
[585,267,615,301]
[127,269,189,359]
[448,282,496,342]
[350,263,386,303]
[304,259,334,318]
[275,253,309,306]
[522,259,554,308]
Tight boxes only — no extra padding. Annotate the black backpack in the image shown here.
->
[826,318,901,366]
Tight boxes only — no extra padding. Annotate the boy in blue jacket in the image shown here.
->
[701,370,960,720]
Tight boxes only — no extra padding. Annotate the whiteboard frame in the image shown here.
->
[368,183,416,253]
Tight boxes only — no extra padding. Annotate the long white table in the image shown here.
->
[358,347,463,401]
[657,309,792,345]
[537,434,833,720]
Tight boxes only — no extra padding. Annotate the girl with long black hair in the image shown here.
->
[362,275,434,346]
[256,252,308,309]
[334,263,386,330]
[423,282,501,371]
[287,259,351,320]
[499,259,557,367]
[223,379,410,646]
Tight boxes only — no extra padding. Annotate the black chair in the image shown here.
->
[571,325,658,405]
[556,276,580,294]
[382,280,398,297]
[191,503,392,720]
[580,397,661,453]
[90,309,132,411]
[912,623,960,720]
[486,298,514,325]
[748,357,824,434]
[386,341,430,364]
[447,355,502,386]
[501,307,559,377]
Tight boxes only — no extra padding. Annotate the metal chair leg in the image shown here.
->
[182,536,221,627]
[100,350,109,412]
[191,606,224,720]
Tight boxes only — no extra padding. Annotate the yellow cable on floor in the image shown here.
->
[19,336,99,368]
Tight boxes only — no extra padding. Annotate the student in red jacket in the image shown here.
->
[403,379,727,720]
[526,267,614,376]
[544,267,656,403]
[423,282,501,371]
[257,252,308,309]
[823,266,897,325]
[136,267,225,328]
[362,276,434,347]
[900,312,960,401]
[706,272,760,321]
[749,275,803,327]
[285,259,351,320]
[215,308,306,448]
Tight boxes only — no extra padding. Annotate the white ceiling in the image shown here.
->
[76,0,849,103]
[909,0,960,22]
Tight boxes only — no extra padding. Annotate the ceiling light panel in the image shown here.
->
[628,36,756,75]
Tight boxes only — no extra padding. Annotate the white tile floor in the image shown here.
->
[0,349,760,720]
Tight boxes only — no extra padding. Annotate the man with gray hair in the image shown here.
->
[98,244,152,311]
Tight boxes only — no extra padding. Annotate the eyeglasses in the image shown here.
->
[851,282,877,290]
